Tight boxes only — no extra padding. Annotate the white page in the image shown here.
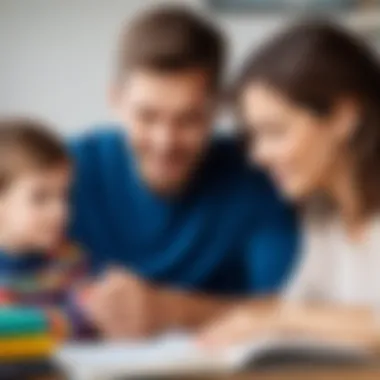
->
[56,332,237,380]
[55,332,372,380]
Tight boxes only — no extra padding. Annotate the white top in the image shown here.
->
[284,213,380,308]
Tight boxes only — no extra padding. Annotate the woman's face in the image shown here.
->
[242,82,355,201]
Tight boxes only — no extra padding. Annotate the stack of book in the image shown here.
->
[0,307,59,378]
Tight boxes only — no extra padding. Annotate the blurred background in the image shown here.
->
[1,0,380,134]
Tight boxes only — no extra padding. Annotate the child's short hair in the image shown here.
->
[0,117,69,192]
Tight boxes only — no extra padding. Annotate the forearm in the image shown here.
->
[160,288,247,329]
[241,298,380,347]
[280,303,380,347]
[161,287,281,330]
[199,294,380,350]
[262,301,380,350]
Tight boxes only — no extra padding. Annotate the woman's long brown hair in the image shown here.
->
[235,20,380,215]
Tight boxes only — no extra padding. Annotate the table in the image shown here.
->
[36,368,380,380]
[34,361,380,380]
[221,368,380,380]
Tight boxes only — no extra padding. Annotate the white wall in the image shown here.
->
[0,0,289,134]
[2,1,379,134]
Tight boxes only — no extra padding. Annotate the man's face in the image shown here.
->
[111,68,215,195]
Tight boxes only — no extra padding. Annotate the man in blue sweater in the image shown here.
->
[70,7,297,338]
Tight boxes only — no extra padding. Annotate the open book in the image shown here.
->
[55,332,374,380]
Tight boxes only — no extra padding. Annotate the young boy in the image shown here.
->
[0,117,93,340]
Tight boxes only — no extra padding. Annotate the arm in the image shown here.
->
[82,269,246,339]
[154,285,244,329]
[279,302,380,349]
[200,297,380,351]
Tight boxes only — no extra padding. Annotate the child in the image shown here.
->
[0,117,93,340]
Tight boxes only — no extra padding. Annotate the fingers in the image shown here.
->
[83,274,126,337]
[199,315,249,347]
[198,308,274,348]
[84,270,155,339]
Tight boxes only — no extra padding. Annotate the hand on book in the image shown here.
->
[198,303,281,347]
[81,268,168,339]
[198,301,380,352]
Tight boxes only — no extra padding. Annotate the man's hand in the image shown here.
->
[83,269,167,339]
[82,268,238,340]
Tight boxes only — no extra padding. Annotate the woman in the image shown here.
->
[202,21,380,349]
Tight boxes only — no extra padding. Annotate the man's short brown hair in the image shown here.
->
[116,6,226,90]
[0,117,69,192]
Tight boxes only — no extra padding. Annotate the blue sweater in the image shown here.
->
[69,127,298,295]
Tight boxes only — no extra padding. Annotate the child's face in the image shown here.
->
[0,164,72,251]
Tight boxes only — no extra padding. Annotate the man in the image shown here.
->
[70,6,297,338]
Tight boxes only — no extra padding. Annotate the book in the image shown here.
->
[0,334,55,360]
[55,332,375,380]
[0,307,48,337]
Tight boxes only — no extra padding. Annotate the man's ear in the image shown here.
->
[332,98,361,144]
